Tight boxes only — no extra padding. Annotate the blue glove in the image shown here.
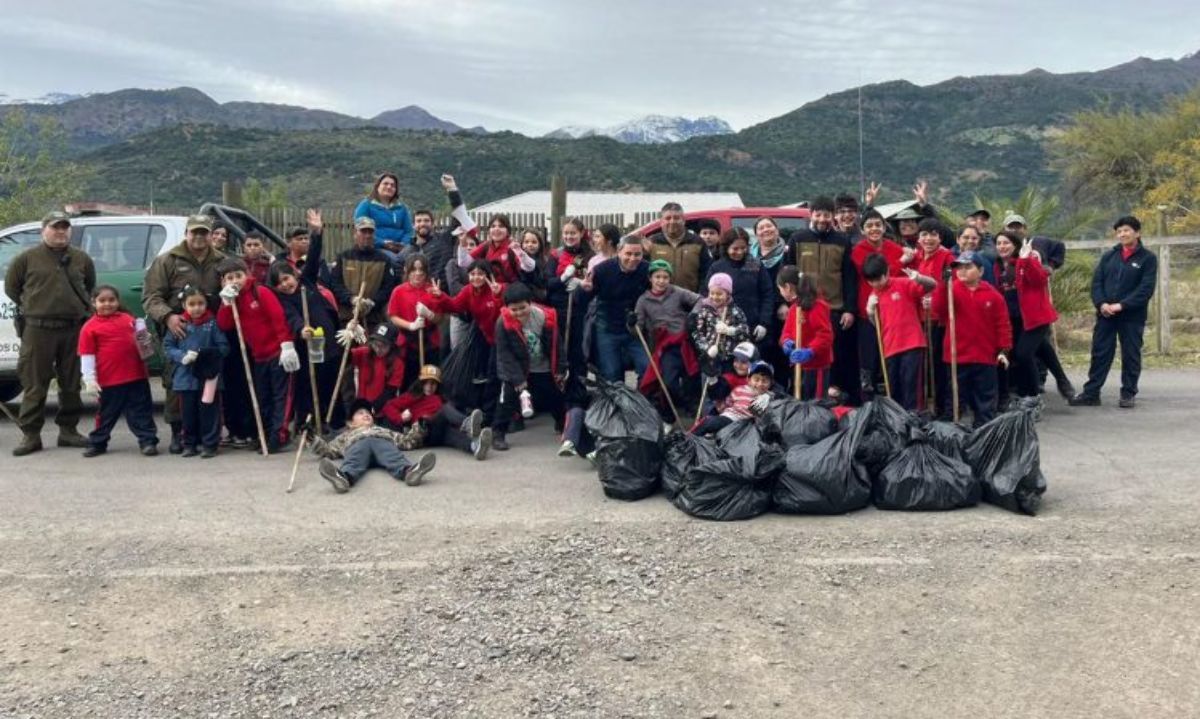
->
[789,348,814,365]
[782,339,795,354]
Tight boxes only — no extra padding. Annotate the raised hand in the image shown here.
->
[441,174,457,191]
[865,181,882,206]
[913,180,929,206]
[306,208,322,232]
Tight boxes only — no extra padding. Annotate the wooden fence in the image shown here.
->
[250,206,656,255]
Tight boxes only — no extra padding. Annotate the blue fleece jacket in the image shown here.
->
[164,316,230,391]
[354,198,413,246]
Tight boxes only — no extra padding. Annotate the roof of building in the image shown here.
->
[472,190,745,215]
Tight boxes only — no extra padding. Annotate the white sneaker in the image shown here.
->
[586,449,598,466]
[473,428,492,461]
[403,452,436,486]
[557,439,576,457]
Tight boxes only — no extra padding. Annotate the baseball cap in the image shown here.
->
[354,216,377,231]
[732,341,758,362]
[185,214,213,232]
[967,208,991,219]
[749,361,775,379]
[41,210,72,228]
[952,251,984,268]
[1002,213,1027,227]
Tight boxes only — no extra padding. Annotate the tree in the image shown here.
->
[0,109,91,227]
[242,177,289,212]
[971,186,1106,239]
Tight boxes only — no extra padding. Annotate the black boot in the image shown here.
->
[168,422,183,455]
[492,431,510,451]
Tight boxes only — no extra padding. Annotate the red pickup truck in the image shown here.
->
[635,207,811,240]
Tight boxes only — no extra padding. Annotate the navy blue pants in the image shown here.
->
[957,363,998,428]
[886,348,924,412]
[179,389,221,451]
[1082,314,1145,399]
[251,360,290,449]
[830,307,859,402]
[89,379,158,451]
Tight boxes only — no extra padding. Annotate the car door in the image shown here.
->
[74,223,167,319]
[0,227,46,384]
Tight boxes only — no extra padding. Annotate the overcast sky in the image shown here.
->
[2,0,1198,135]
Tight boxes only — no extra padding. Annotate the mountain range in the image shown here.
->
[545,115,733,143]
[16,51,1200,213]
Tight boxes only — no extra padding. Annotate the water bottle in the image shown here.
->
[134,318,156,360]
[308,327,326,364]
[519,389,534,418]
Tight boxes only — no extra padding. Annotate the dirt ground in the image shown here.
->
[2,369,1199,718]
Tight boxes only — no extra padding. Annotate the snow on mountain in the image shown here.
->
[0,92,86,105]
[545,115,733,143]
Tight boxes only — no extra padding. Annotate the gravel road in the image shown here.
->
[2,369,1199,718]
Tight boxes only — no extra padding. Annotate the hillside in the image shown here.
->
[0,87,477,149]
[77,52,1200,211]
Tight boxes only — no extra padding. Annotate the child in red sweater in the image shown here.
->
[78,285,159,457]
[380,364,493,460]
[931,251,1013,427]
[216,258,300,452]
[387,254,444,391]
[850,210,913,397]
[351,324,407,409]
[862,254,936,411]
[777,266,834,401]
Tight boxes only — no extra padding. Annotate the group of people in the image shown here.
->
[3,173,1158,493]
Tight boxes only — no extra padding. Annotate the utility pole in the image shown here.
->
[550,174,567,246]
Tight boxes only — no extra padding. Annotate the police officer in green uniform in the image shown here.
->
[4,211,96,455]
[141,214,226,453]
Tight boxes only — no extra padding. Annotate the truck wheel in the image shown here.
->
[0,381,20,403]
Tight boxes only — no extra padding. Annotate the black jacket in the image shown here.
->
[1091,242,1157,320]
[401,189,463,288]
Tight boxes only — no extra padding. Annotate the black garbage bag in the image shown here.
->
[922,420,970,461]
[674,455,775,521]
[874,428,980,511]
[854,397,917,478]
[662,431,722,500]
[440,325,491,408]
[586,381,664,500]
[774,406,872,514]
[764,398,839,448]
[965,410,1047,515]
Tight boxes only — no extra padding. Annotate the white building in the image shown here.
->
[471,190,744,228]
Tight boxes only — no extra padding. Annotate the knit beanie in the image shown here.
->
[708,272,733,295]
[648,259,673,276]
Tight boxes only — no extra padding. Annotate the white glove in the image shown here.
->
[280,342,301,373]
[565,277,582,292]
[219,284,239,305]
[181,350,199,365]
[866,294,879,316]
[922,295,932,310]
[84,379,101,396]
[902,268,919,281]
[1019,239,1033,259]
[416,302,434,319]
[706,344,719,359]
[752,325,767,341]
[750,393,771,414]
[560,264,576,282]
[401,409,413,423]
[410,316,426,331]
[715,321,739,336]
[355,297,375,313]
[997,352,1009,369]
[901,247,916,264]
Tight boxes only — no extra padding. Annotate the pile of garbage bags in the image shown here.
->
[587,383,1047,521]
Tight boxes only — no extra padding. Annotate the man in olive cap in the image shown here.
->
[142,213,226,453]
[4,211,96,455]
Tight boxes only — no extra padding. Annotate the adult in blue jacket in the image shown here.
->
[1071,215,1158,409]
[354,172,413,263]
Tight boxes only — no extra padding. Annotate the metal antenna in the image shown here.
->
[858,70,865,201]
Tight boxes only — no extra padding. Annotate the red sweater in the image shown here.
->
[471,239,522,284]
[78,311,147,388]
[850,239,906,317]
[245,255,272,286]
[931,280,1013,364]
[350,346,405,402]
[1015,256,1058,330]
[216,279,292,362]
[916,247,955,284]
[387,282,442,349]
[380,392,444,427]
[871,277,929,357]
[437,283,504,345]
[779,298,834,370]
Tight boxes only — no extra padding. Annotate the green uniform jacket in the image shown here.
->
[4,243,95,321]
[142,243,226,325]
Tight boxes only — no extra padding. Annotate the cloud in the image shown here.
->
[3,0,1200,134]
